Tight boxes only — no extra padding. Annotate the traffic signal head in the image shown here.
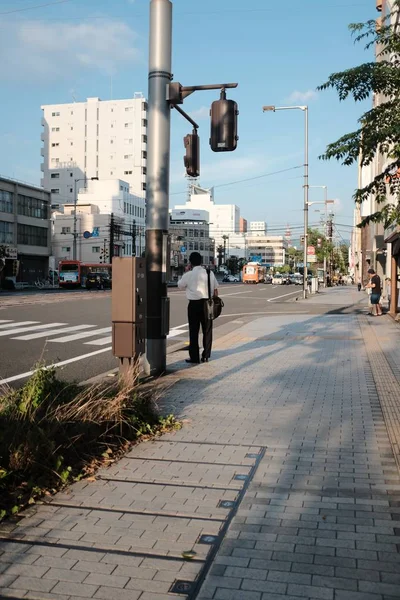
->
[183,130,200,178]
[210,90,239,152]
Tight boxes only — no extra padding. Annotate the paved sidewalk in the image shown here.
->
[1,288,400,600]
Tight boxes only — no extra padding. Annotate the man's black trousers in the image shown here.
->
[188,299,213,362]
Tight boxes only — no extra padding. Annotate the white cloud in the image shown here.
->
[189,106,209,121]
[0,19,142,82]
[287,89,318,103]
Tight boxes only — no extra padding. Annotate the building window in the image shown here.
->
[110,171,114,175]
[92,246,100,253]
[110,139,114,144]
[52,112,60,117]
[142,134,147,144]
[0,191,14,213]
[70,126,73,131]
[189,242,193,251]
[61,226,71,234]
[200,242,204,251]
[69,172,73,177]
[51,173,60,179]
[0,220,13,244]
[124,123,132,128]
[71,111,73,115]
[124,154,132,159]
[142,166,147,175]
[17,223,48,247]
[125,106,133,112]
[69,188,73,193]
[142,101,148,111]
[142,150,147,159]
[51,127,60,132]
[52,142,59,147]
[194,230,199,238]
[124,170,133,175]
[50,189,60,194]
[142,119,147,127]
[51,158,59,163]
[142,183,146,191]
[124,202,127,213]
[61,246,71,253]
[17,195,48,219]
[188,229,193,237]
[194,242,199,251]
[70,142,73,146]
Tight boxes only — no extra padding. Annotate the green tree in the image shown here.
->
[307,228,333,264]
[318,1,400,227]
[287,247,302,270]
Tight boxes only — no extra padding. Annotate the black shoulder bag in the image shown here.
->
[206,269,224,320]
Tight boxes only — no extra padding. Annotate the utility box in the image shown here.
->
[112,257,146,359]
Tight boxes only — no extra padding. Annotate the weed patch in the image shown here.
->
[0,364,180,520]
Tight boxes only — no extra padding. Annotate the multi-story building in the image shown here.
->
[175,184,240,254]
[40,95,147,203]
[249,221,267,235]
[169,208,213,276]
[240,217,248,232]
[0,176,51,285]
[247,235,288,268]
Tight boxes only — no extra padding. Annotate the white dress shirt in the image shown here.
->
[178,266,218,300]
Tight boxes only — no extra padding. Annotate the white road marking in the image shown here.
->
[221,291,253,297]
[168,329,188,338]
[0,320,12,323]
[13,324,96,341]
[171,323,189,330]
[85,336,112,346]
[218,311,310,317]
[0,321,39,329]
[0,348,112,385]
[50,327,112,343]
[267,291,301,302]
[0,322,67,337]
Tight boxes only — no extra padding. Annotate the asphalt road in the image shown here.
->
[0,282,305,386]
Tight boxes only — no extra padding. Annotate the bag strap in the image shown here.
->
[206,268,212,301]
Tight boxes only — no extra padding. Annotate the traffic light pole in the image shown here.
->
[144,0,172,377]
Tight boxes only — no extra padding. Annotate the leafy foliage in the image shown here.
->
[318,1,400,227]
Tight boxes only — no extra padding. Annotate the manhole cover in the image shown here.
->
[170,580,194,594]
[234,474,248,481]
[218,500,235,508]
[198,534,218,544]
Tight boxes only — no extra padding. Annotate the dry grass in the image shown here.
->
[0,363,179,520]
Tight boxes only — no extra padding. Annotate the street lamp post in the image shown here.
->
[263,105,309,299]
[73,176,98,260]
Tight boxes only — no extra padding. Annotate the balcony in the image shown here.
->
[41,132,45,142]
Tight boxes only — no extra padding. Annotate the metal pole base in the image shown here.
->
[144,338,167,376]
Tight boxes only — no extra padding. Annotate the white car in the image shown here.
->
[272,274,283,285]
[223,274,239,282]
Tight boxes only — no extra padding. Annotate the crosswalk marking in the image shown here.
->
[85,336,112,346]
[168,329,188,338]
[13,324,96,341]
[49,327,112,344]
[0,322,67,337]
[0,321,39,330]
[0,320,12,323]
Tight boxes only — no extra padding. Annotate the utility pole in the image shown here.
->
[145,0,173,376]
[109,213,114,262]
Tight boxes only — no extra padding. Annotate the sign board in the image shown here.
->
[171,209,209,222]
[308,255,317,263]
[307,245,316,255]
[180,246,186,253]
[83,231,92,239]
[249,255,263,263]
[4,246,17,259]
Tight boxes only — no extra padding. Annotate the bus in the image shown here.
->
[58,260,112,288]
[242,262,266,284]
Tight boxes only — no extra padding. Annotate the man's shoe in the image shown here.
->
[185,359,200,364]
[201,357,209,363]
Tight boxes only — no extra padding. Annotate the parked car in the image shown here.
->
[86,273,112,290]
[272,274,283,285]
[223,274,239,283]
[264,275,273,284]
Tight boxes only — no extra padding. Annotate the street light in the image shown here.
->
[309,187,335,287]
[73,177,99,260]
[263,104,308,298]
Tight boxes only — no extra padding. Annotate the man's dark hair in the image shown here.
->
[367,268,375,274]
[189,252,202,266]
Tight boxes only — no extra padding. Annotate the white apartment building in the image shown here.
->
[175,185,240,252]
[249,221,267,235]
[41,95,147,204]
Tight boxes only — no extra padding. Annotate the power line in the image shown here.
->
[0,0,72,15]
[170,165,303,196]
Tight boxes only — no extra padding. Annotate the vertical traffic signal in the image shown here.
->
[210,89,239,152]
[183,129,200,177]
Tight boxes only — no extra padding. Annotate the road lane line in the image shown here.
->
[267,291,301,302]
[168,329,188,338]
[0,321,39,329]
[50,327,112,343]
[13,324,96,341]
[0,348,112,385]
[85,336,112,346]
[221,291,253,297]
[0,322,67,337]
[0,320,13,323]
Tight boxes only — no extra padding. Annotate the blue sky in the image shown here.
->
[0,0,372,241]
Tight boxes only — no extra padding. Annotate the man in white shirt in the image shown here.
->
[178,252,219,364]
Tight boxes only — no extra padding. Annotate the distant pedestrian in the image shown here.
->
[385,277,391,311]
[365,268,382,316]
[178,252,218,364]
[357,278,362,292]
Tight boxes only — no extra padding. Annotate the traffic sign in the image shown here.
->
[307,245,316,255]
[181,246,186,253]
[83,231,92,239]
